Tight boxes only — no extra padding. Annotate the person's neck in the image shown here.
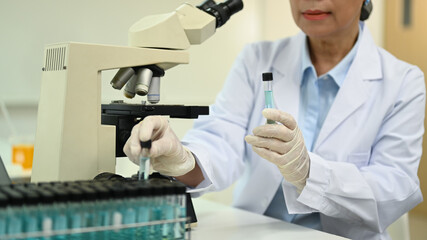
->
[308,23,360,76]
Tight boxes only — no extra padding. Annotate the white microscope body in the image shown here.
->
[31,1,242,182]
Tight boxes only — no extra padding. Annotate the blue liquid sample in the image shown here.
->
[121,202,136,240]
[68,204,82,240]
[139,157,150,181]
[6,207,22,240]
[0,211,6,237]
[264,90,276,124]
[23,207,38,240]
[136,205,149,239]
[264,90,274,108]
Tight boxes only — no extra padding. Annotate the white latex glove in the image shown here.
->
[123,116,196,177]
[245,109,310,192]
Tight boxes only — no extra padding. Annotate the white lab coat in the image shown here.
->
[182,25,425,240]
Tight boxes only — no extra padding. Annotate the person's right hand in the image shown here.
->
[123,116,196,177]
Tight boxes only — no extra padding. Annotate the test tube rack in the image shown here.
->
[0,179,188,239]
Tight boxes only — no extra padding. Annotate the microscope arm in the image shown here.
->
[129,0,244,49]
[111,0,244,102]
[129,3,215,50]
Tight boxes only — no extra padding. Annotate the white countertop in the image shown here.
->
[190,198,348,240]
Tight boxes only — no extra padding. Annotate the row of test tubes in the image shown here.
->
[0,179,187,240]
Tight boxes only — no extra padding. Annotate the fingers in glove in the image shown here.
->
[151,146,195,177]
[123,124,143,164]
[262,109,296,130]
[245,135,293,155]
[138,116,169,142]
[282,157,310,182]
[250,145,282,164]
[149,131,181,158]
[278,147,308,176]
[276,137,306,166]
[252,124,296,142]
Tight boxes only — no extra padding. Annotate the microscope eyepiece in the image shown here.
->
[224,0,244,16]
[197,0,216,11]
[198,0,244,28]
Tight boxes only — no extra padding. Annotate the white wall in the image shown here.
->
[0,0,385,184]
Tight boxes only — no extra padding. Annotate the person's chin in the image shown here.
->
[302,27,334,39]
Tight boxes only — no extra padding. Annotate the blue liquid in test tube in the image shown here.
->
[139,140,152,181]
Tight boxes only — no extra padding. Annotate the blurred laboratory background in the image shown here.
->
[0,0,426,239]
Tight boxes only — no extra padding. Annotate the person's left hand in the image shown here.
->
[245,109,310,192]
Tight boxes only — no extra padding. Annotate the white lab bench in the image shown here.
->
[190,198,349,240]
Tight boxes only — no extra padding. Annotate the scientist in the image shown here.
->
[124,0,425,239]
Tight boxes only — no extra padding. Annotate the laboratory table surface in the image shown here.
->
[190,198,349,240]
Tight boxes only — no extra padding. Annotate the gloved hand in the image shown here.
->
[245,109,310,192]
[123,116,196,177]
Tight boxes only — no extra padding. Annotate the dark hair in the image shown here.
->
[360,0,373,21]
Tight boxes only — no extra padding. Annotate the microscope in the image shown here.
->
[31,0,244,182]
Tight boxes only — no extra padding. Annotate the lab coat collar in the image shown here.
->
[269,23,383,150]
[271,22,382,82]
[314,23,383,150]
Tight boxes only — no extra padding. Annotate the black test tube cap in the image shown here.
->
[40,184,68,203]
[89,182,111,200]
[140,140,152,149]
[170,181,187,195]
[132,182,152,197]
[0,186,24,206]
[0,192,8,208]
[262,72,273,81]
[122,185,136,198]
[163,182,175,195]
[66,186,84,202]
[77,185,98,201]
[104,182,126,199]
[12,184,40,206]
[25,183,55,204]
[147,180,166,196]
[35,188,55,204]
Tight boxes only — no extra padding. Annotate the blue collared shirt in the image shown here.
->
[264,24,362,229]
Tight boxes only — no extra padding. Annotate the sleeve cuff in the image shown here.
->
[283,152,330,214]
[182,143,216,197]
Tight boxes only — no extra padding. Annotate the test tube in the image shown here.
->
[12,185,40,239]
[134,182,151,239]
[263,72,276,124]
[162,183,175,239]
[1,186,24,238]
[66,187,84,240]
[149,181,165,240]
[139,140,152,181]
[87,183,111,239]
[170,182,186,240]
[121,185,138,239]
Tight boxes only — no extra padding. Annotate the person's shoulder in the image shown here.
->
[376,47,424,77]
[375,47,425,96]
